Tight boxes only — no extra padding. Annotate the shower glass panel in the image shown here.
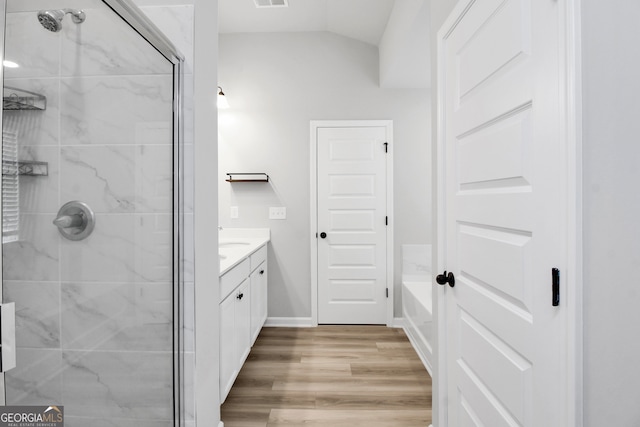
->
[1,1,183,426]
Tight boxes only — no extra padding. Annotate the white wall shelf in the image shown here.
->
[225,173,269,182]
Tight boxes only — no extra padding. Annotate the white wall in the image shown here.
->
[218,32,431,320]
[193,1,221,426]
[379,0,431,88]
[582,1,640,425]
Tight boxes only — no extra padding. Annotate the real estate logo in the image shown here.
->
[0,406,63,427]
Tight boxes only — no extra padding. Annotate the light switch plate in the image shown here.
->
[230,206,239,219]
[269,207,286,220]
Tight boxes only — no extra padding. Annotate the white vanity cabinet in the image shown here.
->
[220,281,243,400]
[219,243,268,403]
[219,259,251,402]
[249,245,268,345]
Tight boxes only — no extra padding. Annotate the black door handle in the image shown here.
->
[436,271,455,288]
[320,232,327,239]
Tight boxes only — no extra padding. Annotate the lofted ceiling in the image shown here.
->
[218,0,431,88]
[218,0,396,46]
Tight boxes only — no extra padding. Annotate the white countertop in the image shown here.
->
[219,228,270,275]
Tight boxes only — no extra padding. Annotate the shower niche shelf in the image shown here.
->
[226,173,269,183]
[3,87,46,111]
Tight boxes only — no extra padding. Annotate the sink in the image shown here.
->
[219,241,251,248]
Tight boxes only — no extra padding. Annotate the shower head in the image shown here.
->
[37,9,86,33]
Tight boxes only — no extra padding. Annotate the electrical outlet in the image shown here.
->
[230,206,239,219]
[269,207,286,220]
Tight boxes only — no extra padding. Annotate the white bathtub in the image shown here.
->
[402,279,433,375]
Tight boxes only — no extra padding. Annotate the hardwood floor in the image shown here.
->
[221,326,432,427]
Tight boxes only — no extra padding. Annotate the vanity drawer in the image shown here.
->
[220,258,250,302]
[250,245,267,271]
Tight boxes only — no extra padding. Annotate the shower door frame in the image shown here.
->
[0,1,187,426]
[0,0,6,407]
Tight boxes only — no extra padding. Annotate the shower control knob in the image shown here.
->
[53,214,84,229]
[53,201,95,241]
[436,271,455,288]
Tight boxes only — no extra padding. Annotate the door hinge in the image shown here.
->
[384,142,388,153]
[385,216,388,226]
[552,268,560,306]
[386,288,389,298]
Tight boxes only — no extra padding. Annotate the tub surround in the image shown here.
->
[401,244,433,375]
[403,282,433,375]
[401,244,432,282]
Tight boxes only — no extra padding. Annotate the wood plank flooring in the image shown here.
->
[221,326,432,427]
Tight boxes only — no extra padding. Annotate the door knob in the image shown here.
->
[320,232,327,239]
[436,271,455,288]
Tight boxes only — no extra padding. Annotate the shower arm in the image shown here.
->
[63,8,86,24]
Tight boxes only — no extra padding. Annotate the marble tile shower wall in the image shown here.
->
[1,5,195,427]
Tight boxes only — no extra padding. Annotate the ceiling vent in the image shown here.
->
[254,0,288,8]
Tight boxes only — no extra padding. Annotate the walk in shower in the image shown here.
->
[0,0,188,426]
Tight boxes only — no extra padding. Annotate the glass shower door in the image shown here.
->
[1,1,182,426]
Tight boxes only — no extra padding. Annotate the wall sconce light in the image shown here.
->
[217,86,229,109]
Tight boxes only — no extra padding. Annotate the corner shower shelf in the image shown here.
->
[2,161,49,177]
[18,161,48,176]
[3,87,47,111]
[226,173,269,183]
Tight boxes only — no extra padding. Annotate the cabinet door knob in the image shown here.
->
[237,292,244,300]
[259,270,265,275]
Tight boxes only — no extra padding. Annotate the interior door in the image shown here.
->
[316,125,389,325]
[440,0,568,425]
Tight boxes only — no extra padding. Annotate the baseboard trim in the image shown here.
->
[264,317,404,328]
[391,316,404,328]
[265,317,314,327]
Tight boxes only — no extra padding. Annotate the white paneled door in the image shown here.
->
[439,0,570,426]
[316,124,390,325]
